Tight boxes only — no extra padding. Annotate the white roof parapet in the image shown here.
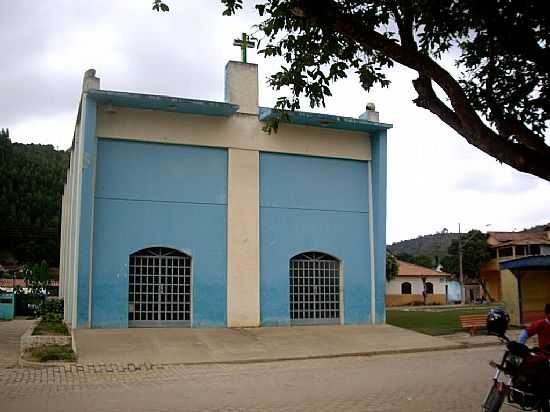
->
[83,69,100,92]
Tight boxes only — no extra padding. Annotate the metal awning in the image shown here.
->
[499,255,550,270]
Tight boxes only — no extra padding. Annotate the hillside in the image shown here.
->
[388,223,549,265]
[0,130,69,266]
[388,232,461,262]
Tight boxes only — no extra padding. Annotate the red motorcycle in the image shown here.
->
[482,309,550,412]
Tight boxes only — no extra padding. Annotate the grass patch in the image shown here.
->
[28,344,75,362]
[33,320,69,336]
[386,306,495,336]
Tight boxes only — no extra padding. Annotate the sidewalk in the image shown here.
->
[444,328,529,347]
[74,324,464,365]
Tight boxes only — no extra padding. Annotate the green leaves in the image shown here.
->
[255,4,266,16]
[149,0,550,179]
[443,230,490,279]
[221,0,243,16]
[386,252,399,282]
[152,0,169,12]
[0,139,68,265]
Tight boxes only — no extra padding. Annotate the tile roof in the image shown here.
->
[396,260,452,277]
[487,226,550,247]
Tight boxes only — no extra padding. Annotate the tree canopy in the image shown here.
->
[386,251,399,281]
[0,132,68,266]
[155,0,550,181]
[441,230,490,281]
[394,252,434,269]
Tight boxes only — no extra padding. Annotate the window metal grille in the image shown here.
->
[425,282,434,294]
[289,252,340,325]
[128,247,191,327]
[401,282,412,294]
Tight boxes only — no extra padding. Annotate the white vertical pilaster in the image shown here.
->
[227,148,260,327]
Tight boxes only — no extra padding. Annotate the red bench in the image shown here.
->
[459,314,487,336]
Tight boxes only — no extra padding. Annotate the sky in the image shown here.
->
[2,1,549,244]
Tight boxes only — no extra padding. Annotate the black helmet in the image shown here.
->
[486,308,510,337]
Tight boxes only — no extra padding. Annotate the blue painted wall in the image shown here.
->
[91,139,227,328]
[371,131,388,323]
[259,153,372,325]
[76,97,96,327]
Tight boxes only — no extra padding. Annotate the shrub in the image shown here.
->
[29,345,75,362]
[40,298,63,322]
[33,319,69,336]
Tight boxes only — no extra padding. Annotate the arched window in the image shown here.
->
[425,282,434,294]
[289,252,340,324]
[128,247,191,327]
[401,282,412,294]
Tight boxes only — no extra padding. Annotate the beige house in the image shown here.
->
[386,260,452,306]
[480,224,550,325]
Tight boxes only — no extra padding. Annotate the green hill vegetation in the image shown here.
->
[0,129,69,266]
[388,230,460,268]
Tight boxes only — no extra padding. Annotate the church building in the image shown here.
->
[58,58,391,329]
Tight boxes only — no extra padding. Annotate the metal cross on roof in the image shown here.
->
[233,32,256,63]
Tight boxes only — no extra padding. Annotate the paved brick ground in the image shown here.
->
[1,346,516,412]
[0,319,33,368]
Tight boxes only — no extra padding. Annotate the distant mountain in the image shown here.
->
[388,232,461,263]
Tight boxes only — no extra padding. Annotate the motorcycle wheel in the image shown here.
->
[481,382,507,412]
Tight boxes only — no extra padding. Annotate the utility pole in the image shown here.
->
[458,223,465,304]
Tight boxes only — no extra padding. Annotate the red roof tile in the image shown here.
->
[487,228,550,247]
[396,260,451,277]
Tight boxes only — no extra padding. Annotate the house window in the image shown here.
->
[401,282,412,294]
[529,245,541,256]
[425,282,434,294]
[515,245,527,256]
[499,247,513,258]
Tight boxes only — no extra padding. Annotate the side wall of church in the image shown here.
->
[90,139,228,327]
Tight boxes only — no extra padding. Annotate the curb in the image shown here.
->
[14,342,504,370]
[18,356,77,369]
[18,319,76,368]
[160,344,468,366]
[58,343,468,370]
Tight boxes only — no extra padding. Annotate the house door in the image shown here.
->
[128,247,192,327]
[289,252,340,325]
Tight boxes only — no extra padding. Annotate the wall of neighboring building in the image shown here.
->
[480,270,501,301]
[91,139,228,328]
[385,276,448,306]
[259,153,375,325]
[521,269,550,322]
[500,269,520,325]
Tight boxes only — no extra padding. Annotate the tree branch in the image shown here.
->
[484,40,548,153]
[290,0,550,181]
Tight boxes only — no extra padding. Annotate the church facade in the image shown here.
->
[59,61,391,329]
